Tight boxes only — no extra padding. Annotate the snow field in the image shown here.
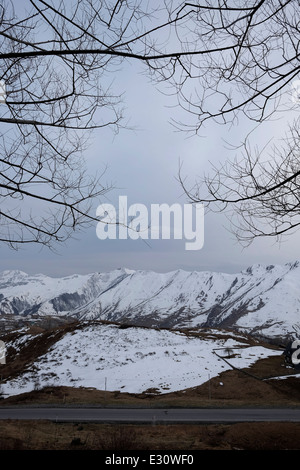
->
[2,323,280,397]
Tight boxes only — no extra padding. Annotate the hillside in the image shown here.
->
[0,320,291,400]
[1,320,300,452]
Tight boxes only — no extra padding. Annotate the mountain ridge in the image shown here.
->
[0,261,299,342]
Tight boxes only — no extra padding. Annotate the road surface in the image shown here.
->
[0,407,299,423]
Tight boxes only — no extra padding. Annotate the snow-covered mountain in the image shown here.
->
[1,261,300,342]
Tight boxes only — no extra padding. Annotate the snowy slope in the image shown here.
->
[1,322,280,397]
[0,269,129,316]
[0,262,300,341]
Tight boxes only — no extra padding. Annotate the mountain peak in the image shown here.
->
[0,262,299,342]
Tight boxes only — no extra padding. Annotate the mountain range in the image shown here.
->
[0,261,300,343]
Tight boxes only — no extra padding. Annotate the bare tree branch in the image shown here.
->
[1,0,300,247]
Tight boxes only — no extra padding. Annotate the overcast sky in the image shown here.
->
[1,51,300,277]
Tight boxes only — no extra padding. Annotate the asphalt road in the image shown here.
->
[0,407,299,423]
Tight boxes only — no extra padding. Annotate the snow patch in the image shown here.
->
[2,323,280,397]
